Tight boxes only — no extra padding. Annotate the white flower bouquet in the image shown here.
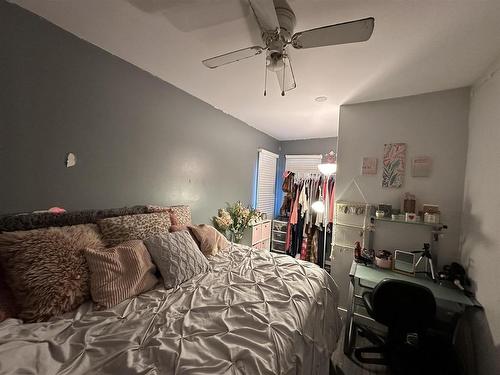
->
[212,201,262,243]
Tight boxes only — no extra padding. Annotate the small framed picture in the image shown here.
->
[393,250,416,275]
[412,156,432,177]
[362,157,378,175]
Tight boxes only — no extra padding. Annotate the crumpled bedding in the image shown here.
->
[0,245,341,375]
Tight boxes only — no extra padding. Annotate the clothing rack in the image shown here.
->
[281,172,335,268]
[293,172,323,180]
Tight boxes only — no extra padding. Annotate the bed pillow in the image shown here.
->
[144,231,209,289]
[84,240,158,309]
[146,205,192,226]
[188,225,230,257]
[97,212,171,247]
[168,225,202,248]
[0,224,105,322]
[146,206,179,225]
[169,206,191,226]
[0,265,17,322]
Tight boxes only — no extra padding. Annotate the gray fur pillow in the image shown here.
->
[144,231,210,289]
[0,224,105,322]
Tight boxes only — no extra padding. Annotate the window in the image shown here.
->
[285,154,323,175]
[256,149,278,218]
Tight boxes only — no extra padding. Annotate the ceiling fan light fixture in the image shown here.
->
[267,59,285,72]
[266,53,285,72]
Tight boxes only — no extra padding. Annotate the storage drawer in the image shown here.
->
[252,224,262,244]
[272,240,286,253]
[272,220,287,232]
[260,239,270,251]
[273,231,286,242]
[262,221,271,240]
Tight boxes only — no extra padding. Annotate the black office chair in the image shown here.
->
[354,278,436,372]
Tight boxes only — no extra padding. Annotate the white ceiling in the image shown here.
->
[11,0,500,140]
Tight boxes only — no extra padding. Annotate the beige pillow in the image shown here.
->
[0,224,105,322]
[97,212,171,247]
[188,225,230,257]
[84,240,158,309]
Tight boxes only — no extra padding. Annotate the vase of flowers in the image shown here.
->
[212,201,262,244]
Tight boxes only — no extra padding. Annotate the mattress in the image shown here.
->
[0,244,342,375]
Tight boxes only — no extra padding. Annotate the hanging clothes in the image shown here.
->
[279,171,295,217]
[329,183,335,223]
[284,173,335,267]
[282,172,335,267]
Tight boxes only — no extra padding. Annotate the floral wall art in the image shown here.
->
[382,143,407,188]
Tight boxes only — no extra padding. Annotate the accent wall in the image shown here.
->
[0,1,279,224]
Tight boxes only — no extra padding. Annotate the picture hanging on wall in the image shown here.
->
[382,143,407,188]
[412,155,432,177]
[361,157,378,175]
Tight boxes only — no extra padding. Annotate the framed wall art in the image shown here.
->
[412,155,432,177]
[382,143,407,188]
[361,157,378,175]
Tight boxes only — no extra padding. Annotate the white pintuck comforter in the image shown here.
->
[0,245,341,375]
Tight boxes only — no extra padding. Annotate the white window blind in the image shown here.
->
[285,154,323,175]
[256,149,278,218]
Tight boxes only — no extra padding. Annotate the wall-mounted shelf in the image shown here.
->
[372,217,444,228]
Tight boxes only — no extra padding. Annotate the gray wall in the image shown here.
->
[279,137,337,156]
[334,88,470,307]
[460,55,500,372]
[0,1,279,224]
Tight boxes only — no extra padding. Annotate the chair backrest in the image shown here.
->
[371,278,436,333]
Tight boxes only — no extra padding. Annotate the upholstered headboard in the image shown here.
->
[0,205,192,232]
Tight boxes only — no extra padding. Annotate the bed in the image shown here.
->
[0,208,341,375]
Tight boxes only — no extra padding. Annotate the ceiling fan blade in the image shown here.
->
[248,0,280,32]
[275,56,296,94]
[202,46,264,69]
[292,17,374,49]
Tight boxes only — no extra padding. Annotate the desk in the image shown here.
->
[343,260,477,355]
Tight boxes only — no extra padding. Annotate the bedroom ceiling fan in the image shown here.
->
[202,0,374,96]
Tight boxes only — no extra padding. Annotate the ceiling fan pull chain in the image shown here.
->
[264,59,268,96]
[281,59,286,96]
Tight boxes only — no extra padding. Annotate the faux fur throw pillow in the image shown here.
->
[0,224,105,322]
[188,225,230,257]
[0,265,17,322]
[84,240,158,309]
